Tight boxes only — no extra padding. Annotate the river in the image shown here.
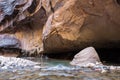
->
[0,57,119,80]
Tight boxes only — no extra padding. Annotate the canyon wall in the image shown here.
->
[0,0,120,56]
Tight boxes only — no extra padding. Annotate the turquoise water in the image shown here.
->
[0,57,120,80]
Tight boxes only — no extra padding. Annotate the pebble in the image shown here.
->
[34,66,41,69]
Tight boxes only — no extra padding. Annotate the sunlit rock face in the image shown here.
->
[42,0,120,53]
[0,0,120,56]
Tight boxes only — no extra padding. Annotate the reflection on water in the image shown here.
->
[0,57,120,80]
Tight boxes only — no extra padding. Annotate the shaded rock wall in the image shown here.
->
[14,8,47,53]
[0,0,120,56]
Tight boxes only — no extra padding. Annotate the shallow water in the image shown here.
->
[0,57,120,80]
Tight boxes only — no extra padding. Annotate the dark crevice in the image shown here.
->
[50,1,54,13]
[44,51,77,60]
[0,10,19,26]
[96,48,120,64]
[15,3,26,8]
[27,0,37,14]
[0,48,21,57]
[116,0,120,5]
[45,48,120,65]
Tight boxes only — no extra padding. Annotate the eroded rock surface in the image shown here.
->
[0,34,21,48]
[0,0,120,56]
[43,0,120,53]
[0,0,46,56]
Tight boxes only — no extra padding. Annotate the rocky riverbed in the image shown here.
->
[0,57,120,80]
[0,56,40,70]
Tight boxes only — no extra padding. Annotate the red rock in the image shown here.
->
[42,0,120,53]
[0,0,120,56]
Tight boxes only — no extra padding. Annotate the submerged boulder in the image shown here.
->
[70,47,102,67]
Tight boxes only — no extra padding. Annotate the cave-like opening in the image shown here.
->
[116,0,120,5]
[45,48,120,66]
[96,48,120,65]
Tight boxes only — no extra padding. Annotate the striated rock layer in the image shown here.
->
[0,0,120,56]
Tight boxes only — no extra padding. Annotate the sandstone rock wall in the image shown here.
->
[43,0,120,53]
[0,0,120,55]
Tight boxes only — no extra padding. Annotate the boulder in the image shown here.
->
[42,0,120,53]
[70,47,102,67]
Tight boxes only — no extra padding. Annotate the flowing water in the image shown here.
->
[0,57,120,80]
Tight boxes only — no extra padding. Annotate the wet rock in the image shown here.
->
[70,47,102,67]
[0,56,40,70]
